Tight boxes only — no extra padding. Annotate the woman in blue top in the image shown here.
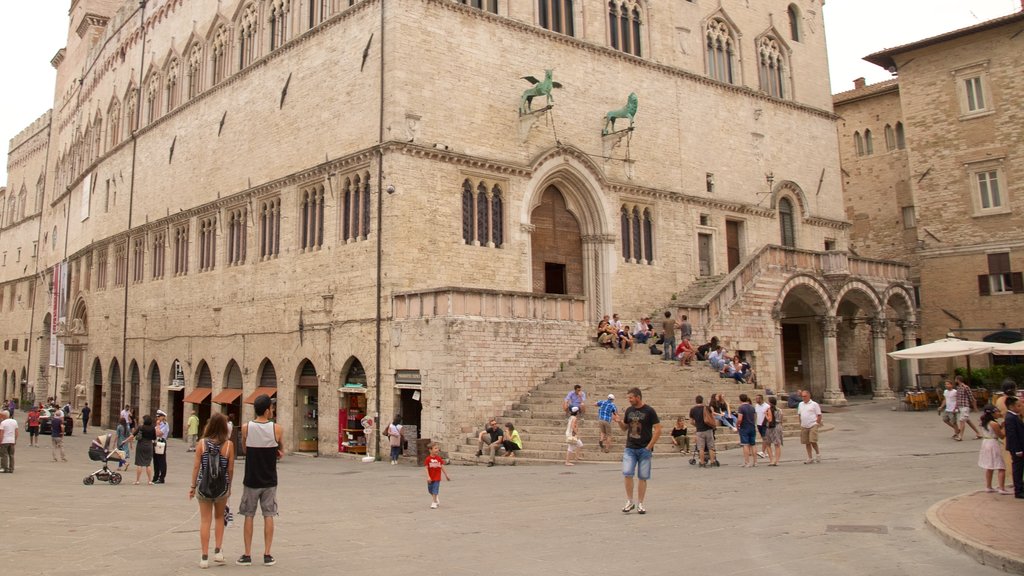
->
[188,412,235,569]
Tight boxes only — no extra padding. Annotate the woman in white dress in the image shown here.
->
[978,405,1011,495]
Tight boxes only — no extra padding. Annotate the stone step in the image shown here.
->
[462,343,794,464]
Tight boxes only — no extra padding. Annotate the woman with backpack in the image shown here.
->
[188,412,235,569]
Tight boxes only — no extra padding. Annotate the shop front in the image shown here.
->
[296,360,319,453]
[338,359,368,454]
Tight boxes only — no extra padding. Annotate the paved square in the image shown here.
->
[1,401,1012,575]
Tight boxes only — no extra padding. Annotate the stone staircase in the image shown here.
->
[450,345,801,465]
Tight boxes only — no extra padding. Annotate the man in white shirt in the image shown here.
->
[936,380,959,437]
[708,347,728,371]
[754,394,770,459]
[797,390,823,464]
[0,410,19,473]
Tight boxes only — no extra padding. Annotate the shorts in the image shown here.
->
[598,421,612,436]
[800,425,819,445]
[238,486,279,517]
[957,407,972,422]
[622,447,652,480]
[427,480,440,496]
[28,426,39,437]
[941,411,957,426]
[696,430,715,452]
[757,424,767,438]
[739,428,757,446]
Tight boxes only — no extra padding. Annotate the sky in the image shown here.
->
[0,0,1020,185]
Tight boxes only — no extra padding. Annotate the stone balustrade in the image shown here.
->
[393,287,587,322]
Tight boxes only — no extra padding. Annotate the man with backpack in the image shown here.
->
[237,394,283,567]
[689,395,718,468]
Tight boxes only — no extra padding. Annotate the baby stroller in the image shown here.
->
[84,433,125,485]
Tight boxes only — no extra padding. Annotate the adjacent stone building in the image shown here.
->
[834,9,1024,385]
[1,0,913,456]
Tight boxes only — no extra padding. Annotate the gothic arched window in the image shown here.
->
[779,197,795,248]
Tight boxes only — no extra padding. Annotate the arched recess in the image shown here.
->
[129,360,141,411]
[769,180,810,216]
[832,281,883,396]
[882,284,918,390]
[339,357,368,454]
[90,358,103,427]
[217,360,244,428]
[148,360,162,417]
[19,367,27,405]
[774,275,833,397]
[108,358,122,428]
[523,148,613,320]
[247,358,280,408]
[295,359,320,452]
[187,360,214,433]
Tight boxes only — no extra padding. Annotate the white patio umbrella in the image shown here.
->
[991,341,1024,356]
[887,338,996,359]
[888,338,996,387]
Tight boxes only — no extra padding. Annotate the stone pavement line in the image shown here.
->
[926,492,1024,575]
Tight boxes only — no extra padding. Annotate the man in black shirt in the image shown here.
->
[689,395,717,467]
[475,419,504,467]
[614,387,661,514]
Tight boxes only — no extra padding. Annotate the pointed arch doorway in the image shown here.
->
[531,186,583,296]
[525,160,612,322]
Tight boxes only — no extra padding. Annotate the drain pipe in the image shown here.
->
[373,0,387,462]
[120,0,149,417]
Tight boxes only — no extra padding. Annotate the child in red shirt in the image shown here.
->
[424,443,450,509]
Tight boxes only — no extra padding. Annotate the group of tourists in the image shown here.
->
[968,378,1024,498]
[187,393,283,568]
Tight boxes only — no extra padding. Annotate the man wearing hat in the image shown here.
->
[594,394,618,453]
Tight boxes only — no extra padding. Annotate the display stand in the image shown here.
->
[338,386,367,453]
[297,388,318,452]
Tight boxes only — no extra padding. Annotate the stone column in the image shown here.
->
[819,315,847,406]
[870,318,895,399]
[899,320,920,389]
[771,306,787,393]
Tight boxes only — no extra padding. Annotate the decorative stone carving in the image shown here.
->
[519,70,562,115]
[818,315,839,338]
[602,93,638,135]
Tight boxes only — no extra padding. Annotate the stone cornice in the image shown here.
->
[918,238,1024,259]
[804,216,852,230]
[76,13,111,39]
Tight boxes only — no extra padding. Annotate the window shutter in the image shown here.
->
[1011,272,1024,294]
[988,253,1010,274]
[978,274,991,296]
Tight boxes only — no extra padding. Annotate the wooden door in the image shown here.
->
[726,221,741,271]
[782,323,805,391]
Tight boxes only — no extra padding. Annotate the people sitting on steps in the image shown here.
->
[675,338,697,366]
[709,393,738,431]
[721,354,747,383]
[695,336,720,362]
[563,384,587,417]
[475,419,504,467]
[708,346,730,371]
[596,317,617,348]
[617,325,634,352]
[632,317,653,344]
